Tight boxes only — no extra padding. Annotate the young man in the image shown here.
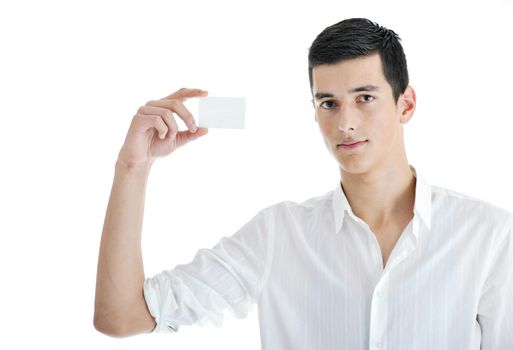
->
[94,18,513,349]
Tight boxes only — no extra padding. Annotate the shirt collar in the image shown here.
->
[332,164,432,234]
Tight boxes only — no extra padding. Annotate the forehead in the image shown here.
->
[312,53,388,95]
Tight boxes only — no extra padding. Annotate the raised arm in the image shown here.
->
[93,88,209,337]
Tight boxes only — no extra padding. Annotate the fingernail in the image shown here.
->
[191,125,197,133]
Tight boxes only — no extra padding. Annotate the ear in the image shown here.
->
[398,85,416,124]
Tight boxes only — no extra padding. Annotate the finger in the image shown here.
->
[144,100,197,133]
[138,105,181,135]
[160,87,208,101]
[160,109,179,141]
[136,113,168,139]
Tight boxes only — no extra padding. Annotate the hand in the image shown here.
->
[117,87,209,168]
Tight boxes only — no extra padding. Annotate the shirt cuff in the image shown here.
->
[143,275,180,333]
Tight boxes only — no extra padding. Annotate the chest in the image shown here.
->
[371,219,413,268]
[263,220,484,350]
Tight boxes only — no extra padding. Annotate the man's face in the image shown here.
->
[311,53,415,176]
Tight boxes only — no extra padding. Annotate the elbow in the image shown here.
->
[93,297,156,337]
[93,312,133,338]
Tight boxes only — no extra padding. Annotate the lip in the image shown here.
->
[337,140,368,150]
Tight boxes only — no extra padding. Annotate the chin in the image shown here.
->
[340,164,370,176]
[334,155,373,175]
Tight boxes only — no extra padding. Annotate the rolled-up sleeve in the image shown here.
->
[477,217,513,348]
[143,207,274,333]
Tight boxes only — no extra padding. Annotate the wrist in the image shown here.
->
[115,158,154,175]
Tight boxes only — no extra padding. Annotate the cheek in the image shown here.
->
[369,114,400,145]
[317,119,333,136]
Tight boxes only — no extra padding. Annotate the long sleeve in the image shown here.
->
[477,217,513,349]
[143,207,274,333]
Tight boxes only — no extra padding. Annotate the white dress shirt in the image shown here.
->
[143,165,513,349]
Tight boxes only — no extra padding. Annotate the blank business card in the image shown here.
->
[197,96,245,129]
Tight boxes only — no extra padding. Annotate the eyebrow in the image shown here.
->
[314,85,379,100]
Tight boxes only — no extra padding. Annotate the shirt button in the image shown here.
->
[376,290,384,297]
[375,341,382,348]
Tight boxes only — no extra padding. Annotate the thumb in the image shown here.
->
[190,127,208,139]
[175,127,209,148]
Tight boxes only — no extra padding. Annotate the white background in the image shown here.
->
[1,0,512,348]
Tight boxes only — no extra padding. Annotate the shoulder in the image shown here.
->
[431,184,513,235]
[259,188,333,219]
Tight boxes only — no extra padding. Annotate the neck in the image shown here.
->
[340,160,416,229]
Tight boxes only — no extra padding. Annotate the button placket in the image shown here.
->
[369,280,388,350]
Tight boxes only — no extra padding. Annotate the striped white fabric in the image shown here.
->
[143,165,513,349]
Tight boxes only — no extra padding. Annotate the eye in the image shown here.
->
[358,95,375,103]
[320,100,336,109]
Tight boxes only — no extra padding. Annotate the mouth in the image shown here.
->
[337,140,368,150]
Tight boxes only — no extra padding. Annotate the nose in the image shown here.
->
[337,105,357,133]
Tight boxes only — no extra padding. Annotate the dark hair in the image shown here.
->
[308,18,408,104]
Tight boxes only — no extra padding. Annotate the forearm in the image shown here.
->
[94,160,154,333]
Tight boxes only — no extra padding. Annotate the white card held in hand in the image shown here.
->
[197,96,246,129]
